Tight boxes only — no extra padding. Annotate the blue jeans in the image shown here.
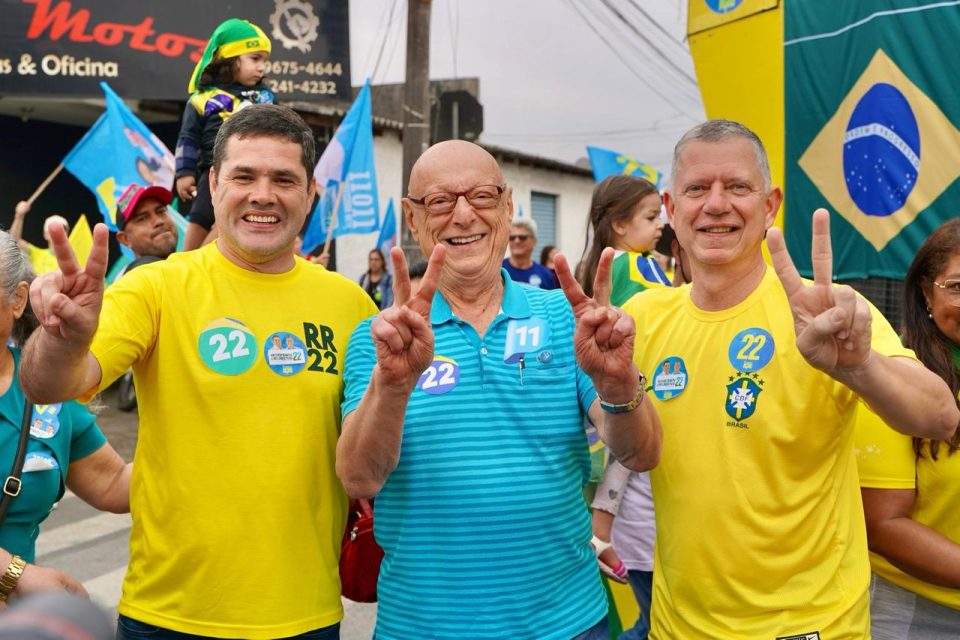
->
[116,615,340,639]
[619,570,652,640]
[571,616,610,640]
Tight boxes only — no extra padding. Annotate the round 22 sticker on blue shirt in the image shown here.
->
[727,328,775,373]
[418,356,461,395]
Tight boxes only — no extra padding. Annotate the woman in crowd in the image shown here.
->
[855,217,960,637]
[358,248,393,310]
[0,230,130,605]
[540,244,558,272]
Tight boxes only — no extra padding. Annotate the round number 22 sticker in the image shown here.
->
[727,327,774,373]
[418,356,461,395]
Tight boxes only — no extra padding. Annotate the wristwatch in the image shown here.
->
[0,555,26,603]
[598,371,647,414]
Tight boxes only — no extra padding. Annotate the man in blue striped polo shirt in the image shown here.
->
[338,140,662,640]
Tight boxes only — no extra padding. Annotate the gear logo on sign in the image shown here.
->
[270,0,320,53]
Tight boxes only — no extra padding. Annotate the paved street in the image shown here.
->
[35,386,377,639]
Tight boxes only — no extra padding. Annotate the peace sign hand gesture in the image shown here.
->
[369,246,445,394]
[555,248,639,400]
[767,209,872,374]
[29,222,110,346]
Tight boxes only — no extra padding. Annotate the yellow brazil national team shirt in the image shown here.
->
[855,400,960,610]
[87,244,377,638]
[622,268,914,640]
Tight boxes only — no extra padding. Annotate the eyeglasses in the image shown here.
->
[407,184,506,216]
[933,280,960,307]
[509,234,530,242]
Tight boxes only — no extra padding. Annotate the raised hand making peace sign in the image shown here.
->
[555,247,639,402]
[369,245,445,392]
[767,209,872,374]
[29,221,110,345]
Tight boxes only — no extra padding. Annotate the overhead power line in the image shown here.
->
[560,0,700,114]
[599,0,698,88]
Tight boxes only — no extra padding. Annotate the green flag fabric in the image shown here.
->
[785,1,960,279]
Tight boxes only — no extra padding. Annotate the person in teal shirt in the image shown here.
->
[0,229,129,605]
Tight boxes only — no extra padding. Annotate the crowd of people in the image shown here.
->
[0,16,958,640]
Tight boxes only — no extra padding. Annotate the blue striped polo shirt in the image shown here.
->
[342,271,607,640]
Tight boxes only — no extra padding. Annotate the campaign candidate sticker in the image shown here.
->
[504,318,550,364]
[263,331,307,376]
[23,452,59,473]
[29,404,62,439]
[652,357,688,401]
[727,328,775,372]
[198,318,258,375]
[417,356,461,395]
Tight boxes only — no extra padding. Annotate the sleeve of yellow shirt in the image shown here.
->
[854,399,917,489]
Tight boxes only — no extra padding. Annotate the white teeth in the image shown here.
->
[447,234,482,245]
[704,227,734,233]
[246,215,278,223]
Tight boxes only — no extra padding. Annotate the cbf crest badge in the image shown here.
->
[725,372,764,427]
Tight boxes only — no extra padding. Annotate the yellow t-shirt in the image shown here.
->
[90,244,377,638]
[623,268,914,639]
[855,401,960,609]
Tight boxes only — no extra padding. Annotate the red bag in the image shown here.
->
[339,498,384,603]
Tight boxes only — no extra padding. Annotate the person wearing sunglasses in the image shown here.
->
[855,217,960,637]
[503,218,559,289]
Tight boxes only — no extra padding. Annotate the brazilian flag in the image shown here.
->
[785,2,960,279]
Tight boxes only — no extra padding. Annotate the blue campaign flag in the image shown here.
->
[586,145,663,188]
[301,180,339,257]
[62,82,176,232]
[376,199,397,271]
[303,79,380,254]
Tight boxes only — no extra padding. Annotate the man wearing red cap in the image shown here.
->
[114,184,178,272]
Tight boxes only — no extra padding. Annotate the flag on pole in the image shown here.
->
[586,146,663,188]
[62,82,176,231]
[376,199,398,272]
[303,79,380,254]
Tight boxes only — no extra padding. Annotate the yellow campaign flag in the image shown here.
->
[68,214,93,268]
[797,48,960,251]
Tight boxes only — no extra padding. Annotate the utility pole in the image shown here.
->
[400,0,431,258]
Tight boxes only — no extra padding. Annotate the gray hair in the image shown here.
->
[0,229,37,345]
[512,218,538,238]
[671,119,771,191]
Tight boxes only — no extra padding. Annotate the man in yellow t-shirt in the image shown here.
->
[621,119,959,639]
[20,105,378,639]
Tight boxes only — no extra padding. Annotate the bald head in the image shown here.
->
[408,140,503,197]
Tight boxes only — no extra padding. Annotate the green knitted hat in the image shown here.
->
[188,18,271,93]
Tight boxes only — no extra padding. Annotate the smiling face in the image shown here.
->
[210,134,316,273]
[665,137,782,278]
[508,224,535,261]
[402,141,513,288]
[612,192,664,254]
[233,51,269,86]
[925,252,960,346]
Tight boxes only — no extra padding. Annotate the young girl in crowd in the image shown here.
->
[578,175,669,640]
[175,18,275,251]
